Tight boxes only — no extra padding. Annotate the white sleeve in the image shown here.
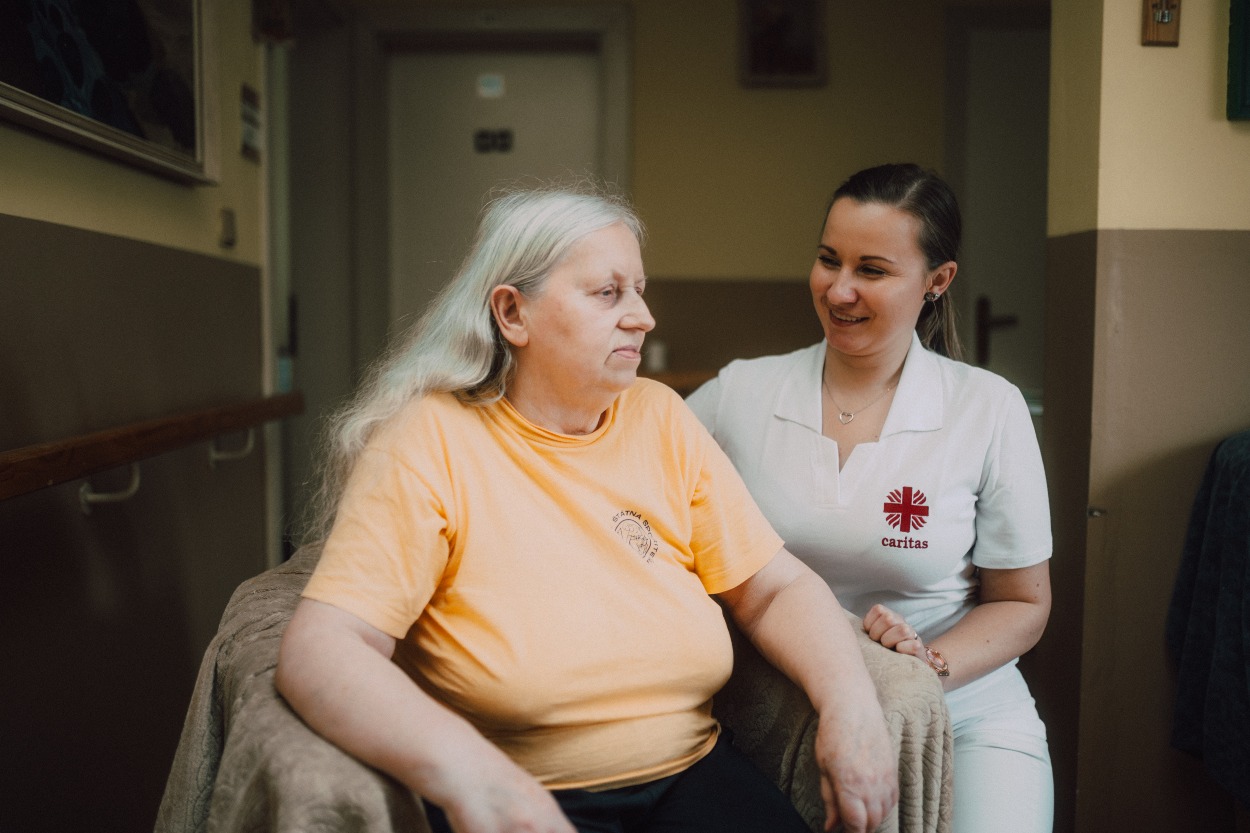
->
[971,385,1053,569]
[683,374,724,437]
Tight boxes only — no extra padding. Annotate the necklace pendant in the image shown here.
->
[838,411,854,425]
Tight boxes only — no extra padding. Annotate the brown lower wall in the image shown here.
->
[0,214,269,830]
[1081,228,1250,833]
[0,215,266,449]
[641,278,822,374]
[1041,227,1250,833]
[1033,229,1097,833]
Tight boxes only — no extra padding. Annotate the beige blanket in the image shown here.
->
[157,545,951,833]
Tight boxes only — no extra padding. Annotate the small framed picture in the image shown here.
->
[738,0,826,88]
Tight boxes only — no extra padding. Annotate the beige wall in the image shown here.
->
[0,0,266,265]
[632,0,948,279]
[1099,0,1250,230]
[1050,0,1250,236]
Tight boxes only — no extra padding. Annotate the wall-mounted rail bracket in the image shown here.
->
[79,463,141,514]
[209,428,256,468]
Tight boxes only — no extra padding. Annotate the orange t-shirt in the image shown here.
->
[302,379,782,790]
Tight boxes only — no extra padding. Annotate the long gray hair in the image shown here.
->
[302,184,644,544]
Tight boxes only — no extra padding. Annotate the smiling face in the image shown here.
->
[493,222,654,430]
[810,198,955,364]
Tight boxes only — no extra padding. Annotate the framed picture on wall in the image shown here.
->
[1231,0,1250,119]
[0,0,218,183]
[738,0,826,87]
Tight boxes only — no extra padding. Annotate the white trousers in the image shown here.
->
[946,664,1054,833]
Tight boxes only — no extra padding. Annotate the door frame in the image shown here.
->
[348,5,633,367]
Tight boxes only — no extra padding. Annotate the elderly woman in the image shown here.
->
[275,186,897,833]
[687,163,1054,832]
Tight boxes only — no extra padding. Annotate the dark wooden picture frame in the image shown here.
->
[1231,0,1250,119]
[738,0,826,88]
[0,0,218,183]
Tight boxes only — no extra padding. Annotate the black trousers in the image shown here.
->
[423,732,812,833]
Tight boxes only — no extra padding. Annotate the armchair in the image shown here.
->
[157,545,951,833]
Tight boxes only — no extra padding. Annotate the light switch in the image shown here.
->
[220,208,237,249]
[1142,0,1180,46]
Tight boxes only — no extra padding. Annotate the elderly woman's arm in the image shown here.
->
[275,598,576,833]
[718,548,899,833]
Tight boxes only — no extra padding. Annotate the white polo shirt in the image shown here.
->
[686,333,1052,645]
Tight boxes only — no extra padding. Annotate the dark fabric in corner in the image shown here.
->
[1166,429,1250,808]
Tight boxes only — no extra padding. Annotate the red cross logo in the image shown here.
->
[884,487,929,533]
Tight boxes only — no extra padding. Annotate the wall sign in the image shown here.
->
[474,129,513,153]
[477,73,505,99]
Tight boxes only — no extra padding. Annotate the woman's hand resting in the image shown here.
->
[813,700,900,833]
[862,603,926,660]
[435,754,577,833]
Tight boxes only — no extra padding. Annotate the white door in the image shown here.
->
[387,49,602,331]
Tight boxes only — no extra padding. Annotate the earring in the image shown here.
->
[924,291,940,303]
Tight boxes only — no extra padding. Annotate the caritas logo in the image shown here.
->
[884,487,929,533]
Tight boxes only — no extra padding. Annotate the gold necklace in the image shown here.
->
[822,377,896,425]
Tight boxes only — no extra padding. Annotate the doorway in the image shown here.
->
[388,46,604,332]
[946,9,1050,428]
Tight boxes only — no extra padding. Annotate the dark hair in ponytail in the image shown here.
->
[829,163,964,360]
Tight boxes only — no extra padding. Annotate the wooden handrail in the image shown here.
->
[0,392,304,502]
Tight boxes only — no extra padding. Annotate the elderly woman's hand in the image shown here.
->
[436,756,577,833]
[813,703,900,833]
[719,551,899,833]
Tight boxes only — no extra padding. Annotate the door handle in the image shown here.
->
[975,295,1018,367]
